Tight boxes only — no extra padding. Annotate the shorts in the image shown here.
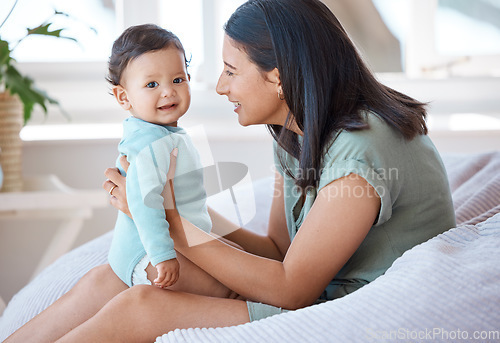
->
[245,282,362,321]
[246,301,289,322]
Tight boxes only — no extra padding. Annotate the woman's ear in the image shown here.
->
[112,85,132,111]
[266,67,283,96]
[268,67,281,86]
[267,67,286,100]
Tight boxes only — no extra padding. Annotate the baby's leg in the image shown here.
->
[145,253,238,298]
[4,264,128,343]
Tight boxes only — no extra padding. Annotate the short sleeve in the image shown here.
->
[318,159,392,227]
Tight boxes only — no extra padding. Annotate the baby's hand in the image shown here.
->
[154,258,180,288]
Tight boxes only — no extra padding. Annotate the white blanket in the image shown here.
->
[157,213,500,343]
[1,152,500,342]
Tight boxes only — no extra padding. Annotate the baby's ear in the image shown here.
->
[112,85,131,110]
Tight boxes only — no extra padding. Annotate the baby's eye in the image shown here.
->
[173,78,183,84]
[225,70,234,77]
[146,81,159,88]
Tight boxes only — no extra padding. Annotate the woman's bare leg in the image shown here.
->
[56,285,250,343]
[6,251,239,343]
[4,264,128,343]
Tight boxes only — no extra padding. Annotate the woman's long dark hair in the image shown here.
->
[224,0,427,192]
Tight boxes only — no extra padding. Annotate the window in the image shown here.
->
[372,0,500,77]
[371,0,500,136]
[2,0,245,82]
[159,0,245,85]
[9,0,500,140]
[7,0,247,129]
[436,0,500,56]
[1,0,116,62]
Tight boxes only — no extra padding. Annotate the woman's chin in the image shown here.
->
[237,116,251,127]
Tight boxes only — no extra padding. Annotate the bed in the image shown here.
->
[1,151,499,342]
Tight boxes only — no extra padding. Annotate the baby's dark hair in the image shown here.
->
[106,24,188,86]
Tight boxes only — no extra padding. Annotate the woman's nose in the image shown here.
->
[216,73,226,95]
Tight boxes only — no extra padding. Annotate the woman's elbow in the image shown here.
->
[278,289,318,310]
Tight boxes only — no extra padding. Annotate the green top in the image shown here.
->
[274,111,456,299]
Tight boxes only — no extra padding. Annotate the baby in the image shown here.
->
[106,24,211,289]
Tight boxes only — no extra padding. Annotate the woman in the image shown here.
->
[5,0,455,342]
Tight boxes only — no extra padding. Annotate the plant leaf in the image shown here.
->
[0,39,10,85]
[0,38,12,66]
[3,64,61,124]
[27,23,77,42]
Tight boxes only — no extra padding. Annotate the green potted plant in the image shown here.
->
[0,1,83,191]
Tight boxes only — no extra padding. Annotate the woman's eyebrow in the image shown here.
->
[224,61,237,70]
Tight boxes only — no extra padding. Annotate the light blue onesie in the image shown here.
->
[108,117,212,287]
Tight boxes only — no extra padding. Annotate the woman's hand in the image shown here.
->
[103,155,131,217]
[103,149,179,218]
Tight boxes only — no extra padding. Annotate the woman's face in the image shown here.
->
[216,35,290,127]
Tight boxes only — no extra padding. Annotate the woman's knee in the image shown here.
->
[73,264,125,297]
[78,265,112,287]
[127,285,166,303]
[112,285,170,312]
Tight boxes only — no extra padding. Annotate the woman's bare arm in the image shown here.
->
[167,173,380,310]
[208,171,290,261]
[105,155,289,261]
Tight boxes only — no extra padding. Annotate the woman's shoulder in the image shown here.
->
[324,111,402,160]
[322,110,443,176]
[342,110,401,139]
